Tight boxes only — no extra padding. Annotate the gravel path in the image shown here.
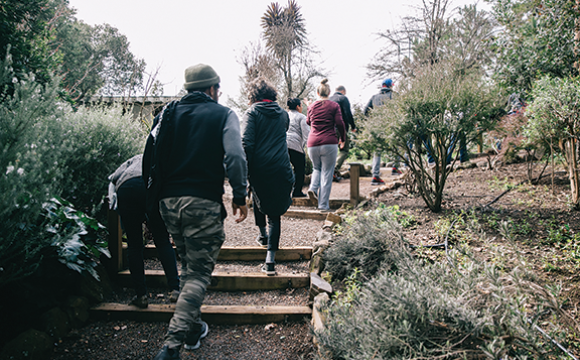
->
[50,320,315,360]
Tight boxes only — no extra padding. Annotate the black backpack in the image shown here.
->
[144,100,178,215]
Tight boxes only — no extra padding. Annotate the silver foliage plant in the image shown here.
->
[316,207,576,359]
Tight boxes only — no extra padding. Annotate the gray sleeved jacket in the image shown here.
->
[222,110,248,203]
[286,110,310,154]
[107,154,143,210]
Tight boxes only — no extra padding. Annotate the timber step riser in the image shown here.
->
[135,246,312,262]
[90,304,312,324]
[291,198,351,209]
[282,209,328,220]
[116,270,310,291]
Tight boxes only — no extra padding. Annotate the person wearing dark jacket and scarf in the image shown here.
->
[329,85,355,179]
[242,77,294,276]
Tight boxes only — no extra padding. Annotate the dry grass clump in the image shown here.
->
[315,206,576,359]
[323,206,408,282]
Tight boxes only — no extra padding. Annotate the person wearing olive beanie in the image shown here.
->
[151,64,248,360]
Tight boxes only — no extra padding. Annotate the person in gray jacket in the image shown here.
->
[286,97,310,198]
[364,78,398,184]
[108,154,180,309]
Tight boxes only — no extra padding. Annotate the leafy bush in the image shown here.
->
[316,212,575,359]
[0,53,143,287]
[361,63,504,212]
[526,76,580,208]
[0,56,66,287]
[43,197,110,280]
[55,104,146,216]
[324,205,409,282]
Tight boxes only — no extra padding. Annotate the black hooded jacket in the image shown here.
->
[242,101,294,217]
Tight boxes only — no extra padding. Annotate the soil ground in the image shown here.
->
[50,158,580,359]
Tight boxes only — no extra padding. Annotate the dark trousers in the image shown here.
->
[116,177,179,296]
[447,132,468,164]
[252,195,281,252]
[288,149,305,196]
[407,134,435,165]
[335,135,350,172]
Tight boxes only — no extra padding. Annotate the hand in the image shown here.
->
[339,140,345,150]
[303,98,312,107]
[232,202,248,223]
[351,128,357,133]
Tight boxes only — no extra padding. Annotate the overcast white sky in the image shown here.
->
[68,0,490,108]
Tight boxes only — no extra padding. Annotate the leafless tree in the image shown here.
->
[367,0,495,81]
[228,41,281,113]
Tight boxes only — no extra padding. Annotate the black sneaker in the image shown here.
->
[333,174,342,182]
[292,192,307,198]
[184,321,209,350]
[391,167,402,176]
[261,263,276,276]
[153,345,180,360]
[255,235,268,247]
[129,294,148,309]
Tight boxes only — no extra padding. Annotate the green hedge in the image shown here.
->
[0,55,145,287]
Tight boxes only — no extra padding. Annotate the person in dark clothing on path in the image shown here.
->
[364,78,399,184]
[242,77,294,276]
[108,154,180,309]
[152,64,248,360]
[329,85,355,180]
[286,97,310,198]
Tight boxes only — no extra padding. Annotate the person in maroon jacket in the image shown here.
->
[305,78,346,212]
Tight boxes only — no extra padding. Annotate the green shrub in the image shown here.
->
[526,76,580,208]
[323,205,409,282]
[316,217,574,359]
[0,53,143,287]
[56,104,146,216]
[361,63,504,212]
[0,56,66,287]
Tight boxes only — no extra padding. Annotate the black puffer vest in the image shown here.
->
[159,92,229,205]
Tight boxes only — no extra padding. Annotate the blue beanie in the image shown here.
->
[382,78,393,87]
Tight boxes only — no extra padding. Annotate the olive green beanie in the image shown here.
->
[183,64,220,91]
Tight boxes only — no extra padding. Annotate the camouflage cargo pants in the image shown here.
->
[159,196,224,349]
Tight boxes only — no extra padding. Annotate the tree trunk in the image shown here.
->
[576,0,580,72]
[565,138,580,208]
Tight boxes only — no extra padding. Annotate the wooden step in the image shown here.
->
[136,245,312,261]
[283,208,329,220]
[90,303,312,323]
[116,270,310,291]
[218,246,312,261]
[291,198,352,209]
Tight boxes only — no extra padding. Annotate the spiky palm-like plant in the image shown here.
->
[260,0,307,98]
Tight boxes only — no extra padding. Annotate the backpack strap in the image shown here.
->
[145,100,178,214]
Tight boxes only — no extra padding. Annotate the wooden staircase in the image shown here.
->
[94,163,366,325]
[93,245,314,324]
